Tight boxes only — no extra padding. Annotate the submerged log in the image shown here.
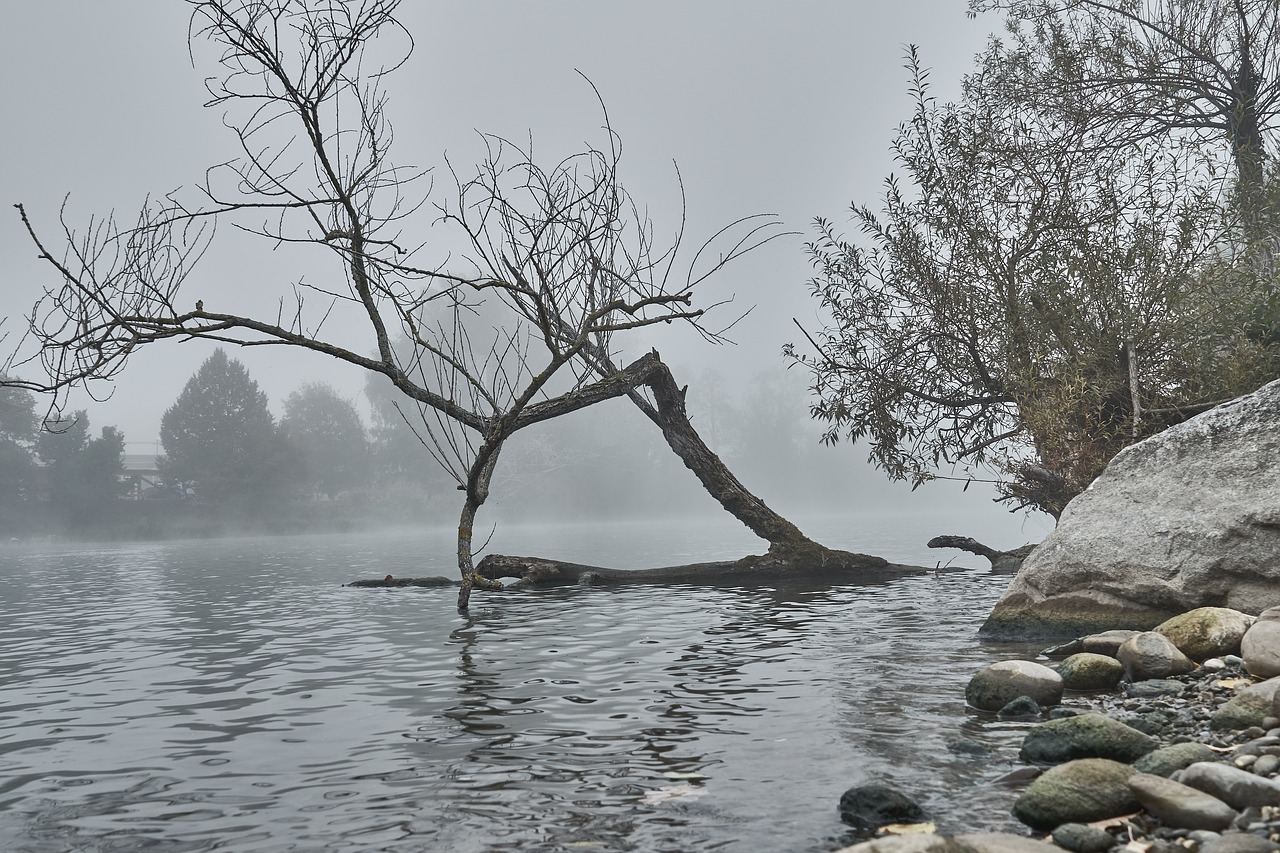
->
[473,546,945,587]
[927,535,1037,574]
[346,575,456,588]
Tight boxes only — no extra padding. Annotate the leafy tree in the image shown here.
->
[969,0,1280,227]
[790,50,1278,518]
[160,349,297,510]
[281,382,370,499]
[37,411,127,525]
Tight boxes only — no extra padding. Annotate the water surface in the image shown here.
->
[0,515,1049,852]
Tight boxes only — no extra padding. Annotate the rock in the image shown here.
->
[998,696,1043,720]
[1177,762,1280,809]
[1156,608,1257,662]
[954,834,1066,853]
[1125,679,1186,697]
[1050,823,1117,853]
[1081,630,1142,657]
[1128,772,1237,830]
[834,835,950,853]
[1253,754,1280,776]
[945,738,991,757]
[965,661,1064,712]
[1134,743,1220,777]
[1057,653,1126,691]
[981,379,1280,640]
[834,834,1064,853]
[839,783,930,834]
[1012,758,1139,831]
[1202,835,1280,853]
[1043,639,1086,658]
[1020,713,1159,765]
[1242,607,1280,679]
[1212,678,1280,731]
[1117,631,1196,681]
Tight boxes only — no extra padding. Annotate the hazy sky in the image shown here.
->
[1,2,1048,539]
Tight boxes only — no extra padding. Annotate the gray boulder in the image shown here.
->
[1127,772,1237,830]
[1202,836,1280,853]
[1117,631,1196,681]
[1012,758,1138,831]
[1020,713,1158,765]
[1211,677,1280,731]
[834,834,1064,853]
[1082,630,1141,657]
[1177,761,1280,809]
[1056,653,1125,691]
[965,660,1063,712]
[981,379,1280,640]
[1241,606,1280,679]
[1155,607,1256,662]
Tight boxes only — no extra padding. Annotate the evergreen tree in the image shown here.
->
[281,382,370,499]
[160,349,297,511]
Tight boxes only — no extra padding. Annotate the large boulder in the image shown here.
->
[1127,772,1238,830]
[1155,607,1256,662]
[1176,762,1280,810]
[982,379,1280,640]
[1241,606,1280,678]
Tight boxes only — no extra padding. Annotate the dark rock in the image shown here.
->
[1012,758,1138,831]
[838,783,930,835]
[1050,707,1081,720]
[1020,713,1159,765]
[945,738,992,757]
[1051,823,1116,853]
[1043,639,1086,658]
[998,696,1044,720]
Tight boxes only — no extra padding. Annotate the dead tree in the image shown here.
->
[5,0,890,609]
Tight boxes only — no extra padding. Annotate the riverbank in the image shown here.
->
[839,628,1280,853]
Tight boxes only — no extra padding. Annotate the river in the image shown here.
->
[0,512,1052,852]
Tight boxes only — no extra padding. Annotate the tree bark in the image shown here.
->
[926,535,1037,574]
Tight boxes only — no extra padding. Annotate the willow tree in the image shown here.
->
[5,0,887,609]
[969,0,1280,248]
[789,49,1277,518]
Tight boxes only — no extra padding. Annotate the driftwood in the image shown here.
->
[347,546,966,590]
[926,535,1037,574]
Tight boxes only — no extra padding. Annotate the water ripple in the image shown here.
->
[0,523,1045,852]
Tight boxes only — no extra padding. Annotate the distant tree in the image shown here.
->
[790,50,1278,518]
[0,381,37,512]
[160,349,297,510]
[37,411,127,525]
[281,382,370,499]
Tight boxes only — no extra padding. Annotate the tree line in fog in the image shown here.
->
[0,348,862,540]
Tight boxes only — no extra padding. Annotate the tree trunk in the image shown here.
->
[456,442,504,610]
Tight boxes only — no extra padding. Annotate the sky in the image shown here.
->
[0,2,1051,542]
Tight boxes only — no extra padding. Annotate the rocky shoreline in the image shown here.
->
[837,607,1280,853]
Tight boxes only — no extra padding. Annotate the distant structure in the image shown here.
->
[122,441,163,499]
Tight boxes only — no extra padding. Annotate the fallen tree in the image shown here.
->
[4,0,916,607]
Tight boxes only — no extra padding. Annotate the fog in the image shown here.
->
[1,3,1053,547]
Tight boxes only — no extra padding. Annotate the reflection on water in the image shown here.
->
[0,517,1046,852]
